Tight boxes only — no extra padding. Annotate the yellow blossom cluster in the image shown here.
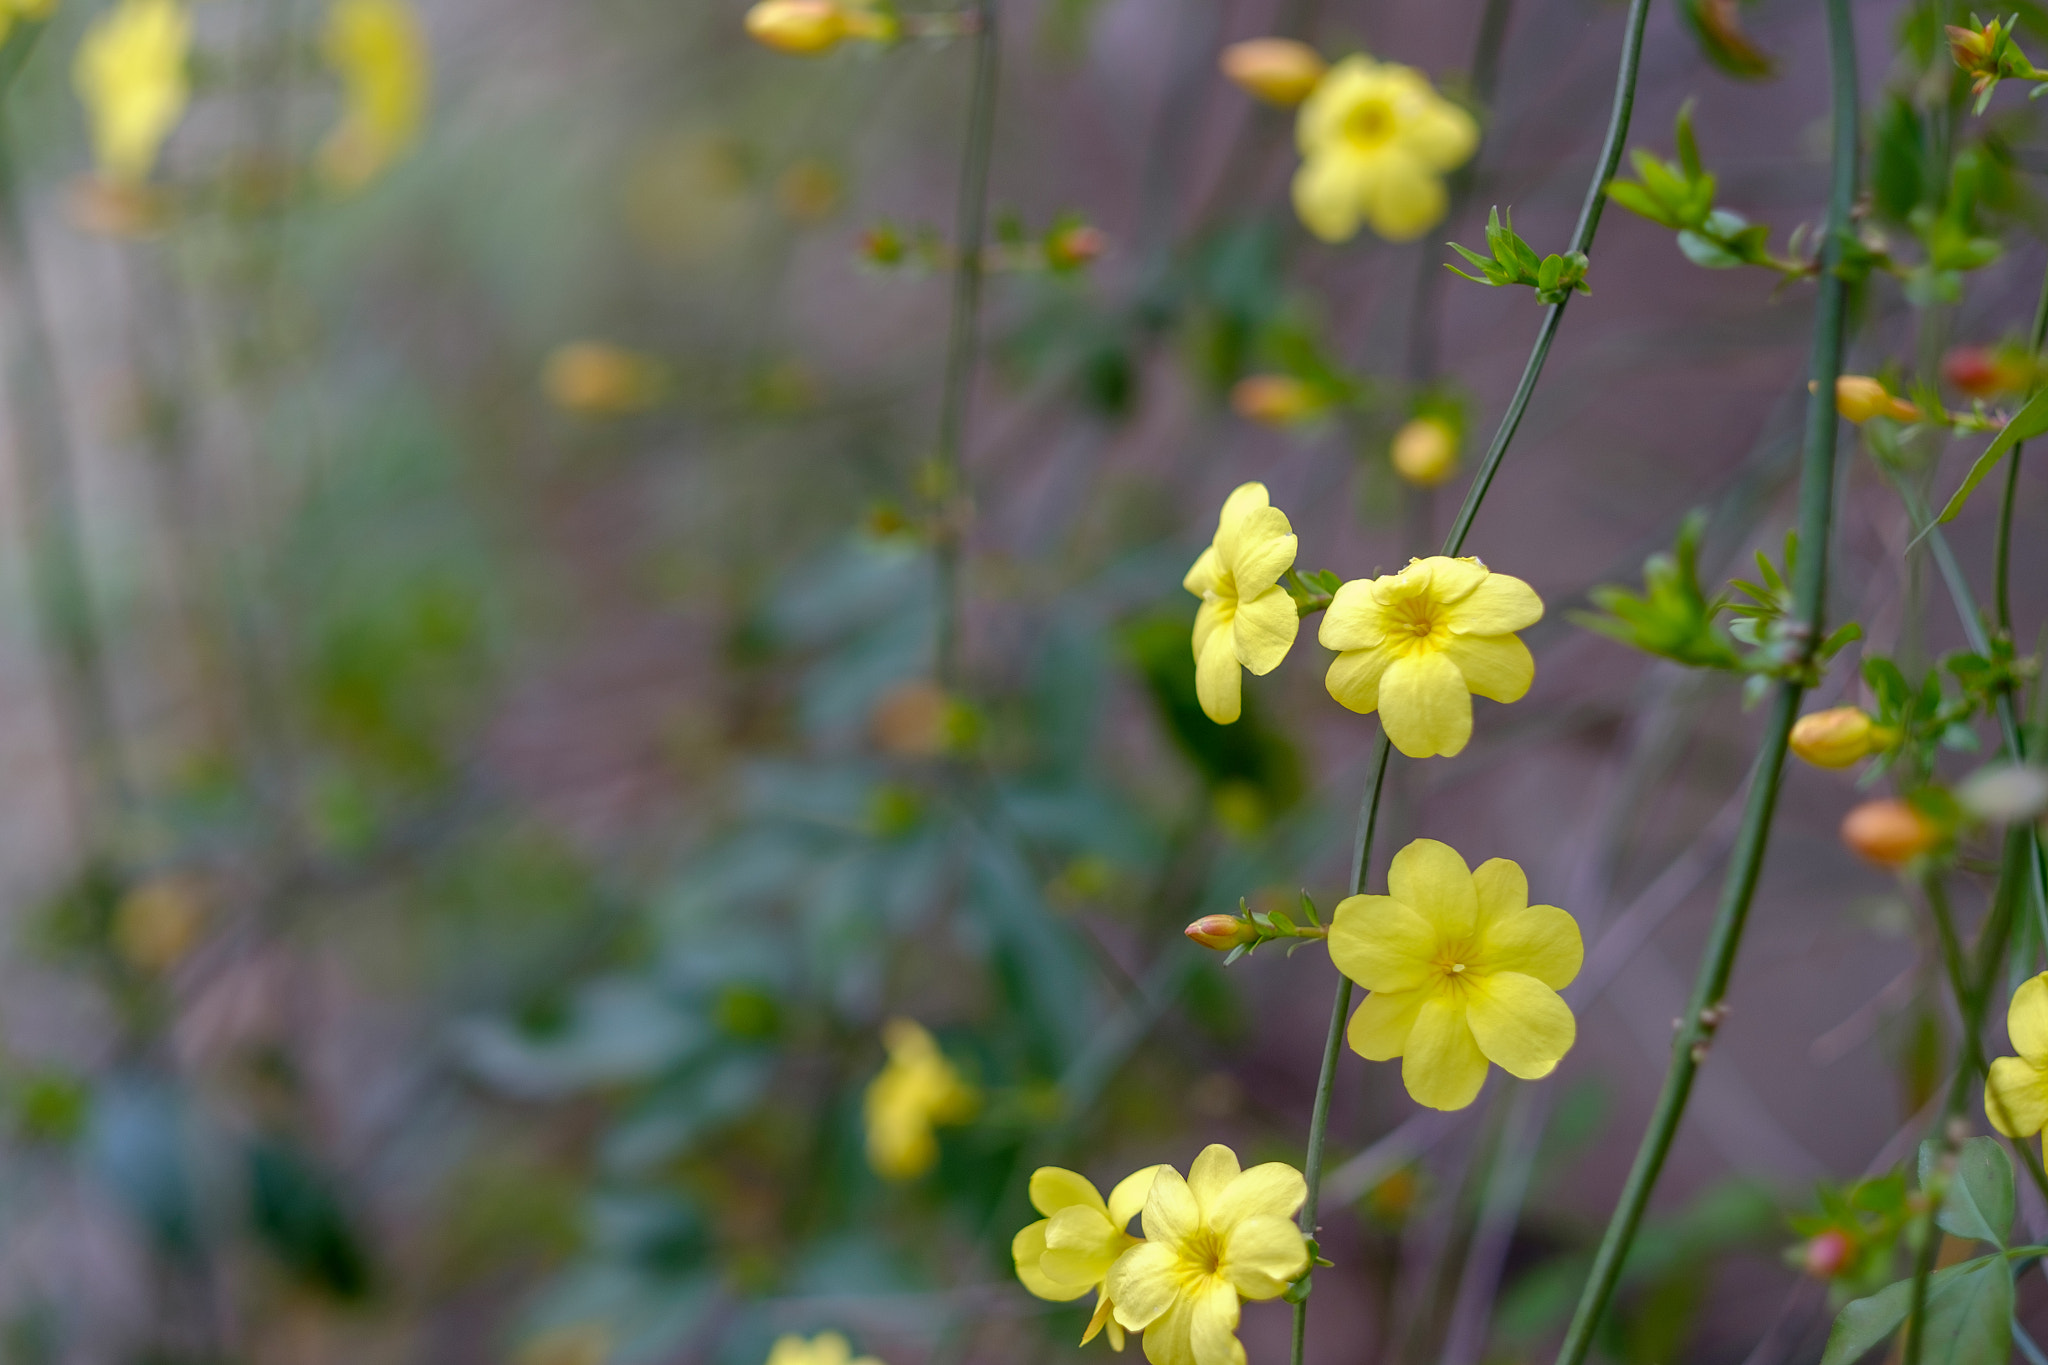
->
[861,1018,977,1180]
[1014,1144,1309,1365]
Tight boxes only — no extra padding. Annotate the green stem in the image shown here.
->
[1995,256,2048,639]
[1549,1,1857,1360]
[931,0,1000,689]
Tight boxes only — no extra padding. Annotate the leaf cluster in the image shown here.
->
[1219,891,1327,966]
[1446,207,1590,305]
[1606,103,1809,276]
[1858,653,2009,783]
[1787,1171,1912,1300]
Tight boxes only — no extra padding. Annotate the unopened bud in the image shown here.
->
[1841,798,1943,868]
[1947,21,1998,71]
[746,0,844,54]
[1231,374,1325,428]
[1045,222,1107,271]
[1390,416,1459,487]
[1219,38,1328,106]
[1790,707,1892,769]
[1835,375,1921,425]
[542,342,666,416]
[1801,1229,1854,1279]
[1940,345,2031,398]
[1185,914,1257,951]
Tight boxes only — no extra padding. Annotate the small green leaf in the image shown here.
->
[1820,1278,1914,1365]
[1936,388,2048,523]
[1920,1255,2013,1365]
[1923,1136,2015,1246]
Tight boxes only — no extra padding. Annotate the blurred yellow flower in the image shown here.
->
[764,1334,884,1365]
[542,342,667,417]
[0,0,56,52]
[863,1018,976,1180]
[744,0,890,55]
[1103,1144,1308,1365]
[1218,38,1326,107]
[1986,974,2048,1152]
[73,0,190,184]
[1789,706,1893,768]
[1329,839,1580,1111]
[1319,556,1541,758]
[1184,482,1299,725]
[1390,415,1458,487]
[1013,1163,1164,1349]
[1834,375,1920,425]
[1292,55,1477,244]
[320,0,429,191]
[1229,374,1325,428]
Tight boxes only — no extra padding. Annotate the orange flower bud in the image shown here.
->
[745,0,844,54]
[1390,416,1459,487]
[1942,345,2032,398]
[1801,1229,1854,1278]
[1835,375,1920,425]
[1230,374,1325,427]
[1045,223,1107,270]
[542,342,666,416]
[1841,799,1943,868]
[1185,914,1257,950]
[1219,38,1328,106]
[1947,22,1996,71]
[1790,707,1891,769]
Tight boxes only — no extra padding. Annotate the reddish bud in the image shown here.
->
[1802,1229,1854,1279]
[1185,915,1257,951]
[1841,799,1943,868]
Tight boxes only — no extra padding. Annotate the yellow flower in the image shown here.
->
[744,0,890,53]
[0,0,56,53]
[764,1334,885,1365]
[1292,55,1477,244]
[73,0,190,184]
[542,342,667,416]
[1328,838,1581,1111]
[1986,974,2048,1154]
[1013,1164,1166,1349]
[1104,1144,1309,1365]
[1184,483,1299,725]
[1834,375,1921,425]
[1390,416,1458,487]
[1318,556,1541,759]
[319,0,429,191]
[1789,706,1893,769]
[1218,38,1326,107]
[862,1018,976,1180]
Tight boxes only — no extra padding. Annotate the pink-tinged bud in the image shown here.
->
[746,0,844,54]
[1219,38,1328,106]
[1230,374,1325,428]
[1947,22,1997,71]
[1045,223,1107,270]
[1390,416,1459,487]
[1835,376,1921,425]
[1842,799,1943,868]
[1185,915,1257,950]
[1942,345,2032,398]
[1802,1229,1854,1278]
[1790,707,1891,769]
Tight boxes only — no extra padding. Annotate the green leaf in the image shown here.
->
[1922,1137,2014,1246]
[1678,229,1746,269]
[1821,1278,1914,1365]
[1677,0,1776,76]
[1674,98,1704,180]
[1936,387,2048,523]
[1606,179,1677,226]
[1920,1256,2013,1365]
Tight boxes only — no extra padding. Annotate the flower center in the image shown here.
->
[1177,1228,1227,1284]
[1343,96,1398,150]
[1386,592,1448,653]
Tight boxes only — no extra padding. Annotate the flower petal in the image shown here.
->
[1015,1220,1094,1302]
[1183,545,1222,598]
[1448,572,1543,634]
[2011,973,2048,1065]
[1192,597,1229,663]
[1208,1163,1306,1235]
[1414,556,1488,603]
[1214,483,1273,562]
[1108,1164,1166,1230]
[1476,903,1582,990]
[1401,90,1478,168]
[1223,507,1296,597]
[1233,586,1299,676]
[1986,1057,2048,1137]
[1319,579,1388,651]
[1471,858,1528,926]
[1465,972,1576,1079]
[1361,154,1448,242]
[1220,1212,1309,1299]
[1188,1143,1241,1215]
[1387,839,1478,941]
[1140,1163,1201,1246]
[1292,146,1368,244]
[1379,649,1474,758]
[1042,1205,1122,1285]
[1189,1280,1246,1365]
[1401,994,1491,1111]
[1347,988,1427,1060]
[1325,645,1392,715]
[1030,1166,1109,1218]
[1441,632,1534,704]
[1328,893,1439,992]
[1107,1241,1181,1330]
[1196,622,1242,725]
[1296,54,1375,152]
[1139,1293,1196,1365]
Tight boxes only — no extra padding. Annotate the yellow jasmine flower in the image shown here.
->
[862,1018,976,1181]
[1329,838,1581,1111]
[764,1334,885,1365]
[1184,483,1299,725]
[0,0,56,53]
[1987,974,2048,1152]
[1104,1144,1309,1365]
[1292,55,1477,244]
[1390,415,1459,487]
[1013,1163,1166,1349]
[1318,555,1541,759]
[73,0,190,185]
[319,0,428,191]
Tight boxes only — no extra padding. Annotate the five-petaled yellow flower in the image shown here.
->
[862,1018,976,1181]
[1329,839,1580,1111]
[320,0,428,190]
[1014,1163,1165,1349]
[764,1333,885,1365]
[1104,1144,1309,1365]
[1184,483,1299,726]
[1319,555,1541,759]
[1985,973,2048,1153]
[1292,55,1477,244]
[73,0,190,184]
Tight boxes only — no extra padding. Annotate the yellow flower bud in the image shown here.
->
[1390,416,1459,487]
[542,342,666,416]
[1841,798,1943,868]
[745,0,843,55]
[1184,914,1257,950]
[1835,375,1921,425]
[1790,706,1890,768]
[1230,374,1324,427]
[1218,38,1327,106]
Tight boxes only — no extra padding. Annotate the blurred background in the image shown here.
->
[0,0,2045,1360]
